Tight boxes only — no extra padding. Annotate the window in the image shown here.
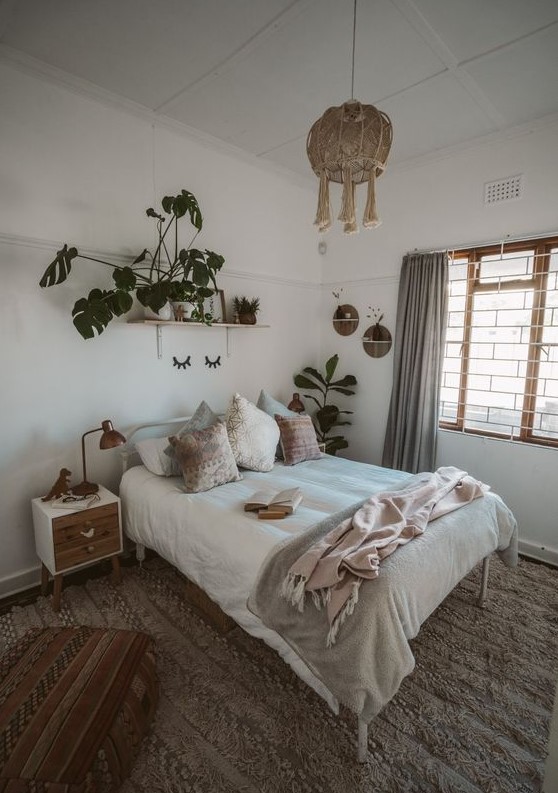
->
[440,236,558,447]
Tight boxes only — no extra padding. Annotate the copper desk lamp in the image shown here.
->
[72,420,126,496]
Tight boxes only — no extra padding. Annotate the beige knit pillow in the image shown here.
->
[168,422,241,493]
[275,415,322,465]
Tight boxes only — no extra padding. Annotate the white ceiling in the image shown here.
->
[1,0,558,178]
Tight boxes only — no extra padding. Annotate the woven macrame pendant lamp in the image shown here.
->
[306,2,393,234]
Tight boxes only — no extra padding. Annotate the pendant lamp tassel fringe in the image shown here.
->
[363,169,381,228]
[338,168,356,225]
[314,171,332,232]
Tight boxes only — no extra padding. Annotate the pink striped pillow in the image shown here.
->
[275,414,322,465]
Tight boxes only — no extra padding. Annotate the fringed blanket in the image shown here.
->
[282,467,487,647]
[248,468,518,722]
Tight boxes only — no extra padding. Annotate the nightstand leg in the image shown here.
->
[52,575,63,611]
[41,564,49,596]
[111,556,121,585]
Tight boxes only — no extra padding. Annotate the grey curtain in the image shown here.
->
[382,251,448,473]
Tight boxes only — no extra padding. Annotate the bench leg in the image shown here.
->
[357,718,368,763]
[477,556,490,608]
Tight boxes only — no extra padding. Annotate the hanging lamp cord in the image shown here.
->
[350,0,357,100]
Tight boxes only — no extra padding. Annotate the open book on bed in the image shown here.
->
[244,487,303,519]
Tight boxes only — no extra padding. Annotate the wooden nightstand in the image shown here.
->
[31,485,122,611]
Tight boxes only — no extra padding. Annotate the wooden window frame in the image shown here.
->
[440,235,558,449]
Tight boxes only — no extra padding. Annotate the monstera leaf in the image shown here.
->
[72,290,115,339]
[39,245,78,287]
[162,190,202,230]
[135,282,173,312]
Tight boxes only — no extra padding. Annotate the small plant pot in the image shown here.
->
[239,312,257,325]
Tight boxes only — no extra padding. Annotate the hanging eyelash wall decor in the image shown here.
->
[205,355,221,369]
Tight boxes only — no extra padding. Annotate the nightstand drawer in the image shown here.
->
[55,534,121,572]
[52,503,118,547]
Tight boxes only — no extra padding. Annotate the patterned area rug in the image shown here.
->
[0,556,556,793]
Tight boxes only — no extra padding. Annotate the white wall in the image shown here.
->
[319,120,558,562]
[0,62,322,595]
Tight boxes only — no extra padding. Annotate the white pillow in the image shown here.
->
[136,436,176,477]
[225,393,280,472]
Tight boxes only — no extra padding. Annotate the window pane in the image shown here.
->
[479,251,533,282]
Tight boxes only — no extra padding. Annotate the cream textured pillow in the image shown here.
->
[226,393,280,472]
[168,422,241,493]
[275,414,322,465]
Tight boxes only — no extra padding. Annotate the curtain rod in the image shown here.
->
[407,229,558,256]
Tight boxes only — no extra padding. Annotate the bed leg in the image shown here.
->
[136,543,146,568]
[477,555,490,608]
[357,718,368,763]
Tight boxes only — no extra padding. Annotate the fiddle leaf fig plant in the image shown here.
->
[39,189,224,338]
[293,353,357,455]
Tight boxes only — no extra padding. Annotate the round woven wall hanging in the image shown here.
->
[307,99,392,234]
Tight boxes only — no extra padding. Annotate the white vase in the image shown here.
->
[144,302,173,321]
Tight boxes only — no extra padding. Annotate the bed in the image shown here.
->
[119,416,518,761]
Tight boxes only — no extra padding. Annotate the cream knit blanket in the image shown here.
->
[281,466,487,646]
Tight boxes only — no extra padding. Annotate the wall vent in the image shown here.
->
[484,174,523,205]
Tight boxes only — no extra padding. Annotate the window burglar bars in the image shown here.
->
[439,236,558,447]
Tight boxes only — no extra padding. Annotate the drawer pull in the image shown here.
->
[86,545,95,554]
[80,528,95,538]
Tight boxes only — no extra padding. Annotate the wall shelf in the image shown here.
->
[332,304,359,336]
[127,320,270,358]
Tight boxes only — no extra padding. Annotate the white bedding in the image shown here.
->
[120,455,517,714]
[120,455,410,709]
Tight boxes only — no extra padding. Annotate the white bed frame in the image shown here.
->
[120,416,491,763]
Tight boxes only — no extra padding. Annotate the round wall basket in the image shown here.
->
[362,323,392,358]
[332,304,359,336]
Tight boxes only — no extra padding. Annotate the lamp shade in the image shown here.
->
[99,420,126,450]
[307,100,393,233]
[72,419,126,496]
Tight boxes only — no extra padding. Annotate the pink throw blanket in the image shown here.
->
[281,466,487,646]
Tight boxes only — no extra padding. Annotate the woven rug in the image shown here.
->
[0,556,556,793]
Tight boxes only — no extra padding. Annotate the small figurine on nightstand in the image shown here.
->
[41,468,72,501]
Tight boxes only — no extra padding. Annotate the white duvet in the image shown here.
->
[120,455,517,713]
[120,455,410,709]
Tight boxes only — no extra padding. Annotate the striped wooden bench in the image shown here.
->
[0,626,158,792]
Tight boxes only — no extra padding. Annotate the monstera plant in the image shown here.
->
[294,354,357,455]
[39,189,224,338]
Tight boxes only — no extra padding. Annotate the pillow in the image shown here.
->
[275,414,322,465]
[225,393,280,472]
[256,390,299,460]
[136,436,177,477]
[163,400,220,475]
[168,422,241,493]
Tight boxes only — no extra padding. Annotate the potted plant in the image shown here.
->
[365,307,385,340]
[293,354,357,455]
[332,288,344,319]
[39,189,224,338]
[233,296,260,325]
